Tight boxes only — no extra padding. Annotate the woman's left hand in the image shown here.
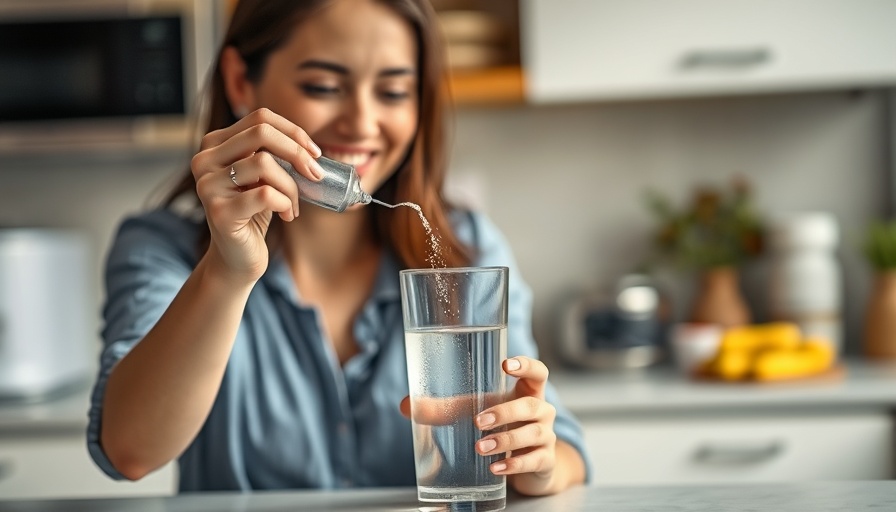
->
[398,355,584,496]
[476,356,559,496]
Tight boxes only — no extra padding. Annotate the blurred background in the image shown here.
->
[2,0,896,500]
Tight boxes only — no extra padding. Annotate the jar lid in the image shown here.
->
[767,212,838,249]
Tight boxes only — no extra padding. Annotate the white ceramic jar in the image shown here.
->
[767,212,842,354]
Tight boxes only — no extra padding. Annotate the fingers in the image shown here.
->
[205,181,296,225]
[489,446,555,476]
[476,422,556,457]
[202,108,321,159]
[199,155,296,224]
[505,356,549,399]
[407,395,478,426]
[229,152,300,217]
[215,124,326,182]
[399,396,411,419]
[476,396,555,431]
[194,108,324,183]
[473,374,558,478]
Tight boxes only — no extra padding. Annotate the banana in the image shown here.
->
[702,323,834,381]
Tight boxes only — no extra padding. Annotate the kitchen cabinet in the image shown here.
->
[552,360,896,486]
[581,412,893,486]
[448,66,525,106]
[521,0,896,103]
[432,0,526,105]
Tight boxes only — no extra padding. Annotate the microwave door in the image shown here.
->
[0,16,184,122]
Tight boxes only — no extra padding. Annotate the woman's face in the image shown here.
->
[247,0,419,196]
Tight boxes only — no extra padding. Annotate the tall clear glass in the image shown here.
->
[400,267,508,512]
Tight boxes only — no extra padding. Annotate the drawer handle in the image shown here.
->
[0,459,13,482]
[693,441,784,465]
[679,47,771,70]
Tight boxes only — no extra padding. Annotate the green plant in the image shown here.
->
[645,177,763,270]
[864,221,896,271]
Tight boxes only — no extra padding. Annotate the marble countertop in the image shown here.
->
[2,482,896,511]
[3,360,896,432]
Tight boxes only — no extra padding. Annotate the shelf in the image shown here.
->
[447,65,525,106]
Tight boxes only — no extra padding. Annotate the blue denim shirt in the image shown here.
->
[87,207,591,492]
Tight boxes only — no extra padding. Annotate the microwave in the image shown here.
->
[0,0,225,152]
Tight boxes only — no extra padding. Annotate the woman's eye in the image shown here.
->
[300,84,339,96]
[381,90,410,102]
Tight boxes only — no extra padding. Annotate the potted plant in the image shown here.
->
[863,221,896,359]
[646,177,763,328]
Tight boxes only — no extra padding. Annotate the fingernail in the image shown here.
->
[477,413,495,428]
[505,358,521,372]
[478,439,497,453]
[310,160,326,180]
[491,462,507,474]
[308,141,322,158]
[293,203,299,218]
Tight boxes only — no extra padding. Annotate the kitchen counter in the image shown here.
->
[3,360,896,430]
[551,359,896,418]
[0,382,92,432]
[3,360,896,497]
[2,482,896,511]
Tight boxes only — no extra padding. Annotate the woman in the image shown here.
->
[87,0,589,495]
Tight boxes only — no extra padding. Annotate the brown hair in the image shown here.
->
[164,0,471,269]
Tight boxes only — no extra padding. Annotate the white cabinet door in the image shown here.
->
[582,412,893,486]
[0,434,176,500]
[522,0,896,103]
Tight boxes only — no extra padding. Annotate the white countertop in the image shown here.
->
[2,482,896,511]
[0,382,92,432]
[551,359,896,418]
[3,359,896,431]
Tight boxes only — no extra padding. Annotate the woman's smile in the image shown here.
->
[319,145,378,177]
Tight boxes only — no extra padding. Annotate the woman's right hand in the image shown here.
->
[190,108,325,281]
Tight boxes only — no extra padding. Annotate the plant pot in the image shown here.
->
[864,271,896,359]
[689,267,751,328]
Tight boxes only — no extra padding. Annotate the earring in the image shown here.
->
[232,105,249,119]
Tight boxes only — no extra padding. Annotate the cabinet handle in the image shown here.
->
[0,458,13,482]
[693,440,784,465]
[679,47,771,70]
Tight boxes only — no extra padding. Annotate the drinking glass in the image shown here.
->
[400,267,508,511]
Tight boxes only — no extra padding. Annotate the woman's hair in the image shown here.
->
[164,0,471,269]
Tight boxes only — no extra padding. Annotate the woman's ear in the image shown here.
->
[220,46,255,118]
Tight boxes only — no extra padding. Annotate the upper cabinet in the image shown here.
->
[521,0,896,104]
[433,0,525,105]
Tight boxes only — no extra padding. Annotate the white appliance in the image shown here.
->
[0,229,93,401]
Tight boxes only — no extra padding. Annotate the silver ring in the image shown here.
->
[230,166,240,188]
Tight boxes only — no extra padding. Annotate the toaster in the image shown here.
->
[0,229,93,402]
[558,274,669,370]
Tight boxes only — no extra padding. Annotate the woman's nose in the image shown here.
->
[338,93,379,139]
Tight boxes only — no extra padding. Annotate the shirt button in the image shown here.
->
[338,422,349,435]
[341,477,353,487]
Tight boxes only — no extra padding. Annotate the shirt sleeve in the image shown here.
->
[454,210,593,484]
[86,211,195,480]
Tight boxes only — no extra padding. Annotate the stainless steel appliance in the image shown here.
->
[0,229,92,401]
[558,274,668,370]
[0,0,223,152]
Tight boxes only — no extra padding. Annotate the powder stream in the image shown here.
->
[372,199,449,302]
